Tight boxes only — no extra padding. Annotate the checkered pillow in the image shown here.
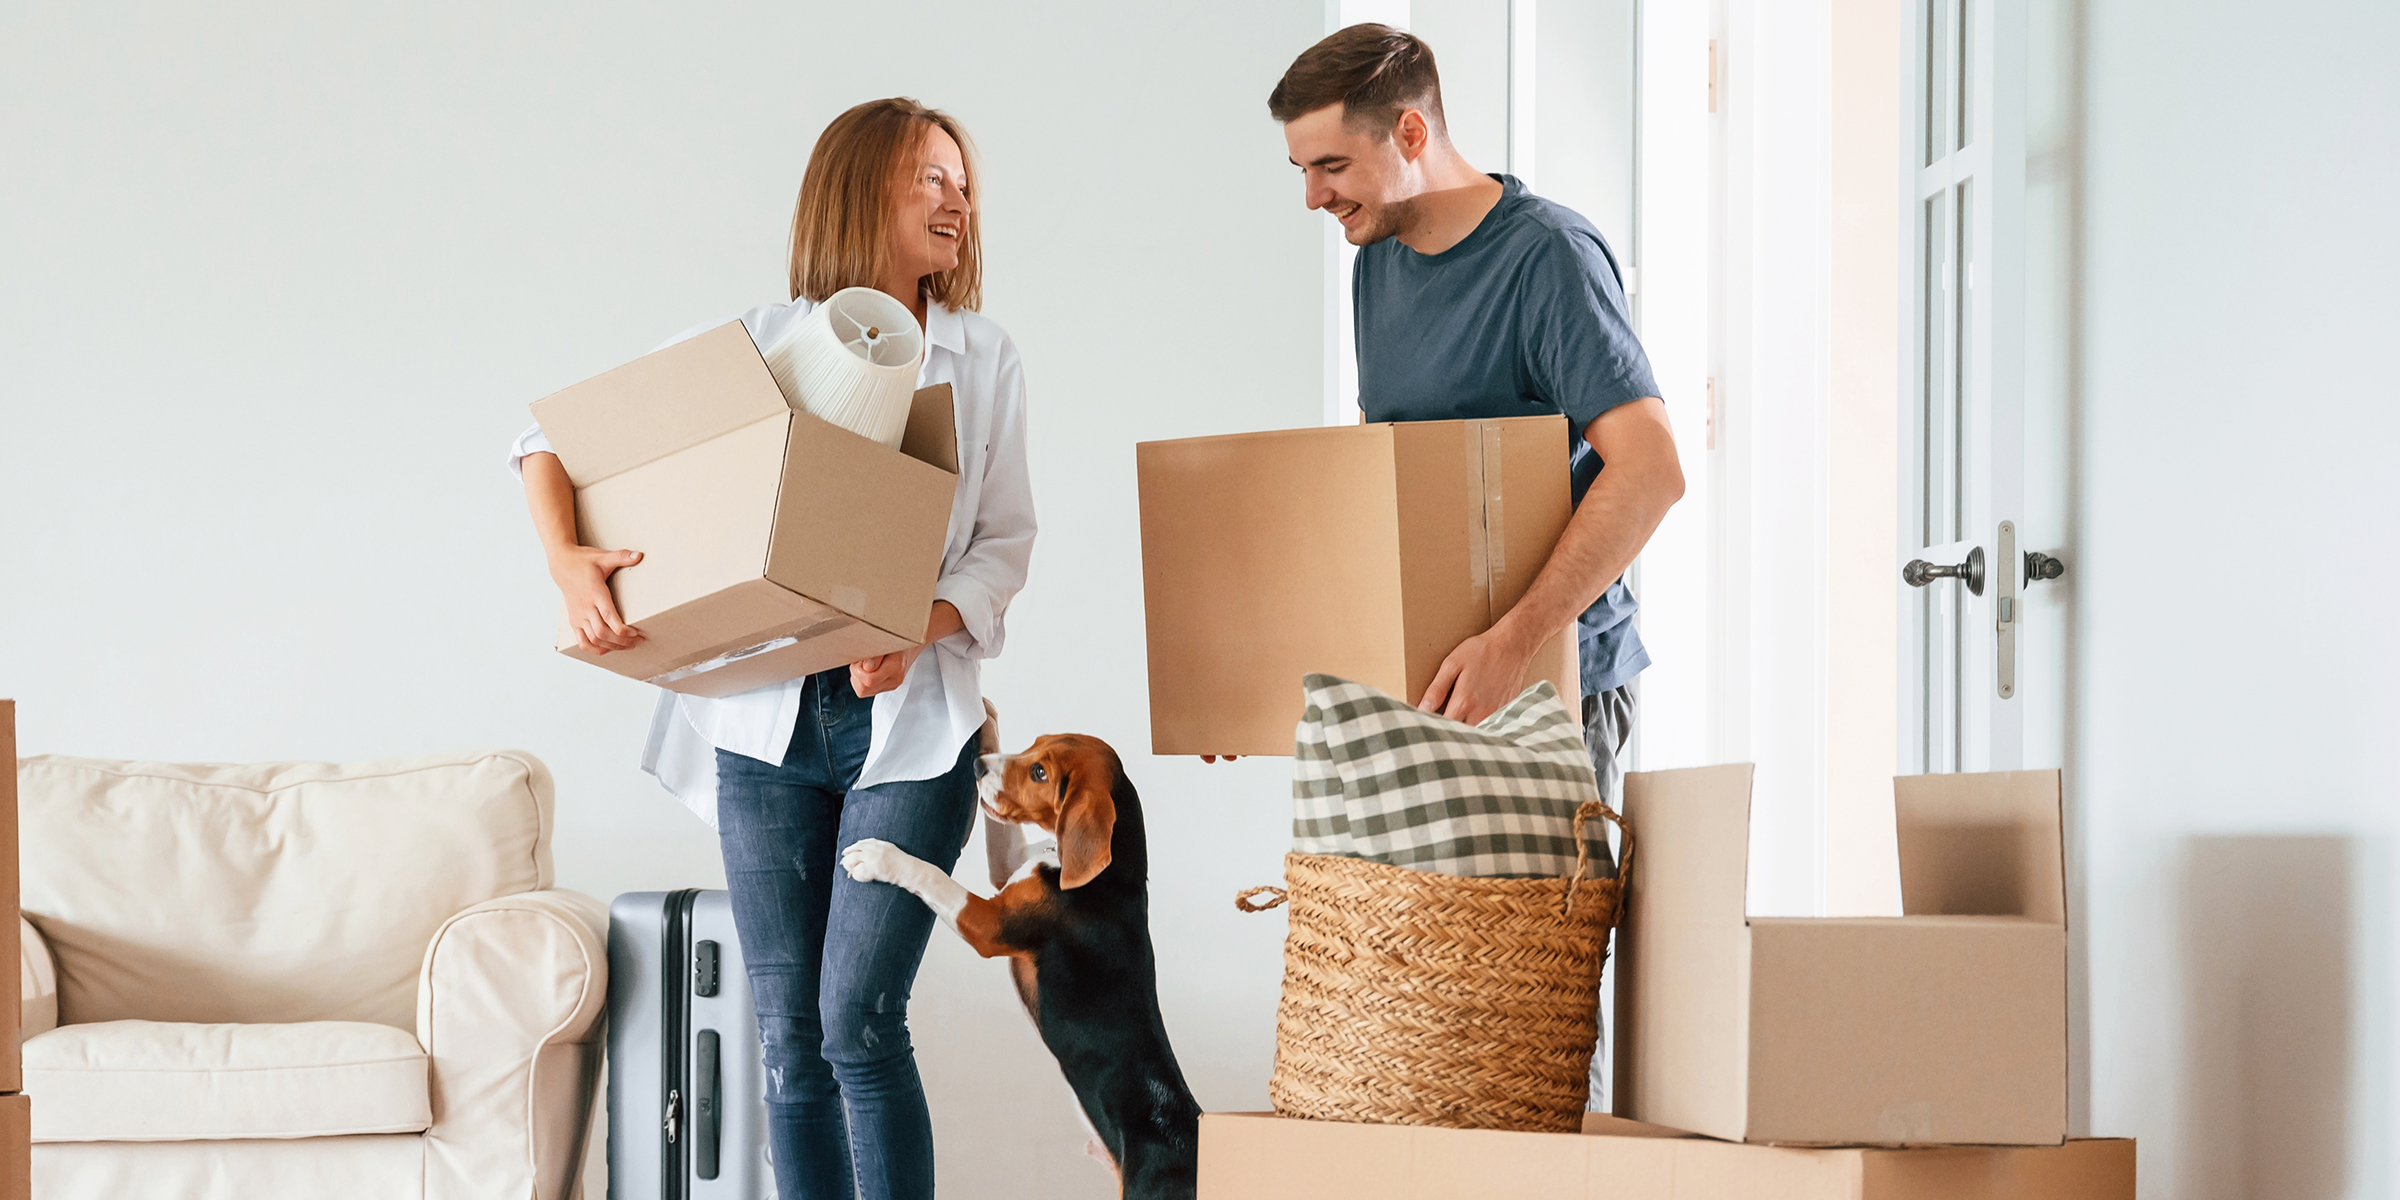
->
[1291,673,1602,878]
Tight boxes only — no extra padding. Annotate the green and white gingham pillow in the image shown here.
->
[1291,673,1601,878]
[1292,688,1351,856]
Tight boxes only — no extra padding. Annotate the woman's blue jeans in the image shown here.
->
[714,667,977,1200]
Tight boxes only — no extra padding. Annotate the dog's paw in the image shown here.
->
[841,838,906,884]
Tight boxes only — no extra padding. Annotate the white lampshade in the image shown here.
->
[760,287,926,448]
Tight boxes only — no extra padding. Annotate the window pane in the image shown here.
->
[1924,0,1950,165]
[1921,189,1952,544]
[1953,181,1973,539]
[1958,0,1973,149]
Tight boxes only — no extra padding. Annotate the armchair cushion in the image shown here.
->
[25,1020,431,1143]
[18,750,554,1028]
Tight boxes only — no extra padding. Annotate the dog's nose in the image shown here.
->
[975,753,998,782]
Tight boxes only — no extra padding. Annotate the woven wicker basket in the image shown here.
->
[1235,801,1632,1133]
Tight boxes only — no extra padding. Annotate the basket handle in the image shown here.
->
[1234,885,1288,913]
[1562,800,1635,922]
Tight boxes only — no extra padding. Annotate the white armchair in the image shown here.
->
[16,750,607,1200]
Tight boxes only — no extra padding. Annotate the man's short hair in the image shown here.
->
[1268,23,1447,137]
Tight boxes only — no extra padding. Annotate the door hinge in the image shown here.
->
[1709,39,1719,113]
[1706,377,1718,449]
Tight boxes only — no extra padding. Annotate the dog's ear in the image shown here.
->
[1055,754,1117,889]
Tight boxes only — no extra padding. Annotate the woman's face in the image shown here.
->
[890,125,970,287]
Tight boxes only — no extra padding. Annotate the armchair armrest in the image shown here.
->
[22,916,57,1041]
[418,888,609,1200]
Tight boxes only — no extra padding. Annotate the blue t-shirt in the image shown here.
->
[1353,174,1659,695]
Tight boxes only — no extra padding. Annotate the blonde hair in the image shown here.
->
[788,98,984,312]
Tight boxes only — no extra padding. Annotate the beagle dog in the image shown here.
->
[841,733,1201,1200]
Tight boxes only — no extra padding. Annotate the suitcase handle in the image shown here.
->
[694,1029,721,1180]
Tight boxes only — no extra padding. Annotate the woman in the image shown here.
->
[509,98,1035,1200]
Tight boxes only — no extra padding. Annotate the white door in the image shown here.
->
[1901,0,2061,774]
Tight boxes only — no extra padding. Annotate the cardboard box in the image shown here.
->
[1136,416,1581,756]
[1614,765,2068,1146]
[529,322,959,697]
[0,1093,23,1200]
[1197,1112,2132,1200]
[0,701,17,1093]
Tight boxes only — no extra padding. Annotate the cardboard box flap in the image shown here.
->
[1615,763,1757,1142]
[530,322,787,488]
[1579,1113,1703,1140]
[1624,763,1756,929]
[897,383,959,474]
[1893,769,2065,924]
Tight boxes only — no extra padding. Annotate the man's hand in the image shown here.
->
[1417,621,1542,726]
[549,545,644,654]
[850,646,922,697]
[1417,398,1683,723]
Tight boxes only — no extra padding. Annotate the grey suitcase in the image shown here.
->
[608,890,775,1199]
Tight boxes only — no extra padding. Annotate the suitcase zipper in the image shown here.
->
[662,888,699,1199]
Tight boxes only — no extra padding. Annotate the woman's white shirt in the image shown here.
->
[508,298,1035,824]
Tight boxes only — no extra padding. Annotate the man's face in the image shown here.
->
[1283,105,1418,246]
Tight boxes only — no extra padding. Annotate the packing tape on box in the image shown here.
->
[1463,421,1506,625]
[649,637,800,685]
[644,613,858,686]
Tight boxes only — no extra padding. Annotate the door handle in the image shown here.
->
[1903,545,1985,595]
[2024,551,2065,585]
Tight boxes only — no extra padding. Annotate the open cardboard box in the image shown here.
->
[1197,1112,2131,1199]
[1136,415,1579,756]
[1614,765,2068,1146]
[529,323,959,697]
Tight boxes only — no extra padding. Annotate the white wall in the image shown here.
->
[1622,0,1715,790]
[1822,0,1902,918]
[0,4,1324,1197]
[2046,0,2400,1195]
[1699,0,1838,917]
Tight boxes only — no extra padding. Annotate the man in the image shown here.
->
[1269,24,1684,816]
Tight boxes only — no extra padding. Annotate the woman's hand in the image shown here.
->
[850,646,922,697]
[549,545,645,654]
[520,450,643,655]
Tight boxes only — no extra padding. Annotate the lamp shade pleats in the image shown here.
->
[761,287,926,448]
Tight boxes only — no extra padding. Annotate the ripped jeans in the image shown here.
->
[714,667,977,1200]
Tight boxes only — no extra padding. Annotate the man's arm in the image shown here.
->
[1416,397,1684,723]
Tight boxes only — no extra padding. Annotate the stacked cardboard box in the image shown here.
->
[0,704,29,1197]
[1614,764,2070,1146]
[1199,1111,2132,1199]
